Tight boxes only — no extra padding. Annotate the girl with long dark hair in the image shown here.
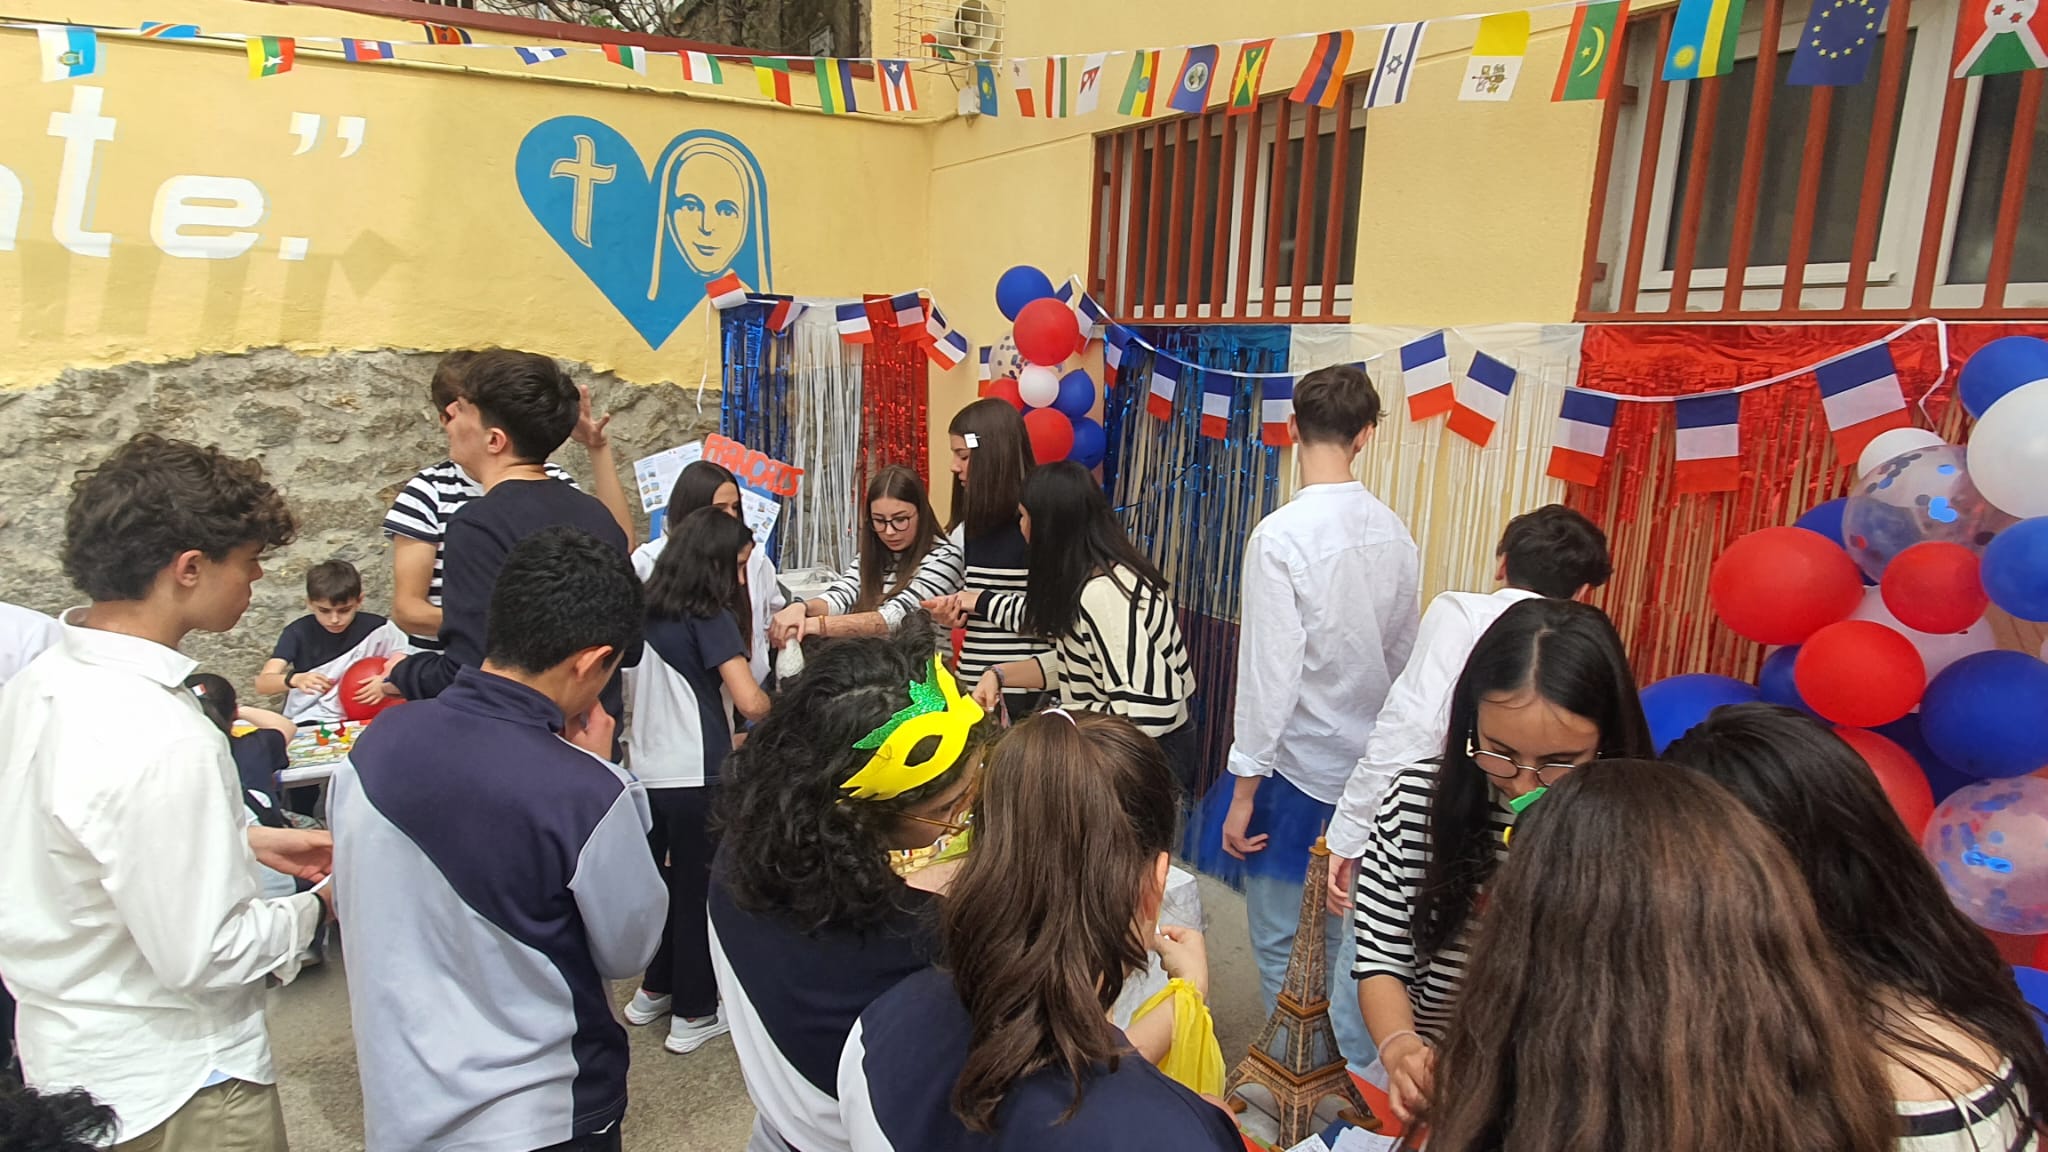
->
[631,459,784,683]
[839,711,1242,1150]
[934,399,1049,705]
[624,507,772,1054]
[771,465,963,645]
[711,620,995,1152]
[1352,597,1652,1122]
[1426,761,1901,1152]
[1667,703,2048,1150]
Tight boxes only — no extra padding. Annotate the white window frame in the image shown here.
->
[1929,76,2048,309]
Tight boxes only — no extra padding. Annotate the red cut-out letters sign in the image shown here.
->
[704,434,804,497]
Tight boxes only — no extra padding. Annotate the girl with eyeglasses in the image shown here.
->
[771,465,964,647]
[1351,597,1652,1123]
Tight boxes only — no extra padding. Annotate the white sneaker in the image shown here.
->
[664,1011,730,1054]
[624,989,671,1026]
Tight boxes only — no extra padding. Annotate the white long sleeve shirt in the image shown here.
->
[0,610,321,1141]
[1226,482,1420,804]
[1325,587,1545,859]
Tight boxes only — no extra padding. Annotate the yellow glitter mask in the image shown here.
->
[840,657,985,802]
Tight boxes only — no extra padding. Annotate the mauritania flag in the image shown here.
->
[248,35,295,78]
[139,22,200,38]
[38,26,99,81]
[879,58,917,111]
[1462,12,1531,101]
[1449,350,1517,447]
[1546,389,1619,486]
[1555,0,1630,100]
[1120,49,1162,115]
[681,50,724,84]
[1229,39,1275,114]
[1291,30,1354,107]
[344,39,395,63]
[515,46,569,65]
[1665,0,1749,79]
[604,44,649,74]
[816,57,858,114]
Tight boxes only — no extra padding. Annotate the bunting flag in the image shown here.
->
[978,346,995,384]
[416,22,473,44]
[1170,44,1221,113]
[1788,0,1890,85]
[681,50,725,84]
[1008,57,1039,116]
[1104,325,1132,386]
[706,272,748,310]
[1462,12,1531,100]
[247,35,294,79]
[1448,350,1517,446]
[1953,0,2048,76]
[1077,293,1109,336]
[1292,30,1356,107]
[1044,56,1072,117]
[929,329,971,370]
[921,32,959,62]
[973,61,1001,115]
[1814,342,1912,461]
[889,292,925,327]
[39,25,99,81]
[138,22,200,38]
[816,57,858,114]
[1366,23,1427,108]
[605,44,648,74]
[835,301,874,343]
[1077,52,1108,114]
[343,39,395,63]
[926,304,952,343]
[1261,376,1296,448]
[1120,49,1163,115]
[1547,389,1619,485]
[1401,331,1456,420]
[754,57,795,105]
[1229,40,1275,114]
[879,58,917,111]
[1665,0,1749,79]
[755,295,803,332]
[1201,371,1233,438]
[1673,393,1743,493]
[1555,0,1630,100]
[1148,357,1181,420]
[515,46,569,65]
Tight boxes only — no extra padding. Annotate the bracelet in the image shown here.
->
[992,666,1007,688]
[1379,1029,1428,1057]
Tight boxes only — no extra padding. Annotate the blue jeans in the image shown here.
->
[1243,871,1377,1075]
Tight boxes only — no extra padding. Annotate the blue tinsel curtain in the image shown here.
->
[719,303,794,566]
[1103,325,1290,872]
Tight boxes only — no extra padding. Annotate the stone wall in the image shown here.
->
[0,348,719,698]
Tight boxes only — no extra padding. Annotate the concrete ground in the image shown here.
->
[270,874,1276,1151]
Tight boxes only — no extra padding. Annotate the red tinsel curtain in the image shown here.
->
[1570,322,2046,683]
[858,297,930,493]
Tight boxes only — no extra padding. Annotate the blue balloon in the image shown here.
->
[1873,712,1975,803]
[1959,336,2048,418]
[995,265,1057,322]
[1922,651,2048,778]
[1068,416,1106,469]
[1984,517,2048,623]
[2013,967,2048,1044]
[1053,369,1097,419]
[1641,674,1761,753]
[1794,499,1872,585]
[1757,646,1812,713]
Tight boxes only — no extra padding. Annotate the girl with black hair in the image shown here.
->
[185,672,300,837]
[1667,703,2048,1151]
[771,466,963,645]
[625,507,773,1054]
[1352,597,1653,1123]
[631,459,784,683]
[710,619,996,1152]
[932,399,1050,705]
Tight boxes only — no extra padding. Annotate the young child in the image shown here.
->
[255,559,407,726]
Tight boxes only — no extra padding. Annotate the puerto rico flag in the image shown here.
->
[1200,371,1232,439]
[928,329,970,370]
[836,301,873,343]
[1104,326,1133,387]
[1546,388,1618,486]
[1261,376,1296,448]
[706,271,748,310]
[879,59,918,111]
[1673,392,1743,493]
[1148,358,1182,421]
[1448,351,1517,447]
[1814,342,1912,462]
[890,292,926,328]
[1402,331,1455,420]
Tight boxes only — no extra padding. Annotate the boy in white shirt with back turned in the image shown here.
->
[1222,363,1418,1074]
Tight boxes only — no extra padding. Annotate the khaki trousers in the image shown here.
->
[112,1080,288,1152]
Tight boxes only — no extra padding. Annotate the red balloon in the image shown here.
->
[1880,541,1989,634]
[1794,621,1926,728]
[1013,298,1081,367]
[1022,407,1075,464]
[1833,726,1935,836]
[340,655,399,722]
[1709,527,1865,645]
[983,377,1026,411]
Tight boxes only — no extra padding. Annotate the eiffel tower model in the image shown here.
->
[1224,836,1379,1146]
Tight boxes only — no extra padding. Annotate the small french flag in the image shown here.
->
[1148,357,1181,421]
[1813,342,1912,464]
[925,304,951,344]
[1674,393,1743,493]
[836,302,873,344]
[1200,372,1232,439]
[706,271,748,310]
[1546,389,1618,486]
[928,329,971,370]
[1448,351,1517,447]
[1055,280,1076,304]
[1077,293,1108,337]
[1261,376,1295,448]
[1104,326,1132,388]
[977,347,994,384]
[753,294,802,332]
[890,292,926,329]
[1402,331,1455,421]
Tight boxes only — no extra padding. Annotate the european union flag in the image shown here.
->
[1788,0,1892,85]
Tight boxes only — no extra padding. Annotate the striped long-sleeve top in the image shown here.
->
[948,522,1051,682]
[1351,767,1512,1040]
[816,535,966,631]
[983,566,1193,737]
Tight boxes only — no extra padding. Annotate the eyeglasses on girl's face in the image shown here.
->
[1465,738,1591,786]
[899,773,981,837]
[869,512,917,533]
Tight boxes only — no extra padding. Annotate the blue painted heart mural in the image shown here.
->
[517,119,773,349]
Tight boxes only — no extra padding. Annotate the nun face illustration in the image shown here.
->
[668,152,748,276]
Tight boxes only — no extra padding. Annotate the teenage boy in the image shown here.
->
[254,559,408,725]
[384,350,633,650]
[334,527,665,1152]
[1222,363,1419,1074]
[386,350,636,717]
[1321,503,1612,911]
[0,434,332,1150]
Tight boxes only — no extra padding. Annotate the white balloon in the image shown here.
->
[1970,379,2048,518]
[1017,364,1061,409]
[1857,427,1948,477]
[1847,584,1997,682]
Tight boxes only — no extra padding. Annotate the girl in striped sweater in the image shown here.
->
[936,399,1051,711]
[771,465,963,645]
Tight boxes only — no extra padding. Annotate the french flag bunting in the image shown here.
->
[1813,342,1912,463]
[835,302,873,344]
[1200,371,1232,439]
[1104,325,1132,387]
[752,294,803,332]
[1673,393,1743,493]
[890,291,926,329]
[1148,357,1181,421]
[1448,351,1517,447]
[1077,293,1108,337]
[706,271,749,310]
[1402,331,1455,420]
[928,329,971,370]
[925,304,951,344]
[1261,377,1296,448]
[1055,280,1076,303]
[1546,389,1618,486]
[977,347,994,383]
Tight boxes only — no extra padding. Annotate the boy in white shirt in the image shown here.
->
[1222,363,1419,1073]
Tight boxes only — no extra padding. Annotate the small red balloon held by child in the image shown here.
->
[340,654,400,722]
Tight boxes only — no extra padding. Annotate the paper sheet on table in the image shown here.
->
[1332,1128,1401,1152]
[634,441,781,545]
